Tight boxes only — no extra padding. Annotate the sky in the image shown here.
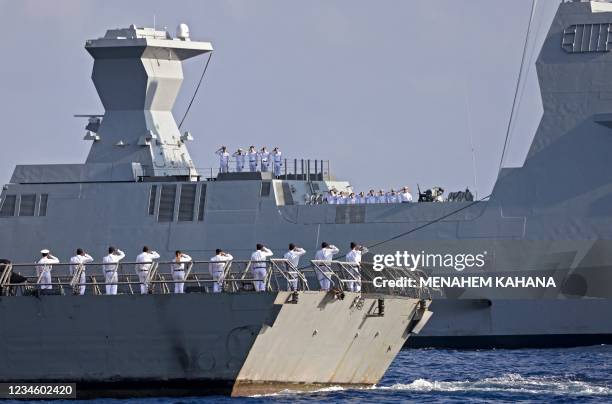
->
[0,0,560,197]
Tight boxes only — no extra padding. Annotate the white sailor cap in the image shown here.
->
[40,249,50,254]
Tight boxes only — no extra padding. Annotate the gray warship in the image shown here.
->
[0,22,434,398]
[0,0,611,366]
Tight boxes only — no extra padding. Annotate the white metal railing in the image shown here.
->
[0,259,430,298]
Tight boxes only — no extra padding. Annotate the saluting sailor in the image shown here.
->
[233,148,246,173]
[102,246,125,295]
[258,147,271,172]
[313,242,339,291]
[400,186,413,203]
[209,249,233,293]
[366,190,377,204]
[135,246,160,294]
[247,146,258,172]
[272,147,283,177]
[69,248,93,295]
[171,250,192,294]
[376,189,387,203]
[215,146,230,173]
[36,249,60,290]
[250,244,273,291]
[283,243,306,291]
[346,242,369,292]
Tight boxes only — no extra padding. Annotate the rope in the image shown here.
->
[178,52,213,130]
[498,0,538,174]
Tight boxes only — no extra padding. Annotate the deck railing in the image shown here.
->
[0,259,429,299]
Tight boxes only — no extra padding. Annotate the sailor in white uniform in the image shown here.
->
[258,147,271,172]
[400,187,413,203]
[346,242,369,292]
[366,190,377,204]
[376,190,387,203]
[326,189,337,204]
[356,191,366,204]
[386,189,398,203]
[135,246,160,294]
[171,250,192,294]
[233,148,246,173]
[215,146,230,173]
[251,244,273,291]
[272,147,282,177]
[209,249,233,293]
[36,249,60,290]
[247,146,258,172]
[283,243,306,291]
[69,248,93,295]
[313,242,339,291]
[102,246,125,295]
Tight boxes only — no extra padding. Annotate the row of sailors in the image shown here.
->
[216,145,283,176]
[35,241,367,294]
[326,187,414,204]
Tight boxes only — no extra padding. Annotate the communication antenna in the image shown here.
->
[464,80,478,199]
[153,15,156,30]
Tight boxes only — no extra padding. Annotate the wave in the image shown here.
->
[381,373,612,396]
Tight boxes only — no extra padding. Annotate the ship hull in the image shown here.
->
[0,291,427,397]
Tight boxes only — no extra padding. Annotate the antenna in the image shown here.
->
[153,15,156,30]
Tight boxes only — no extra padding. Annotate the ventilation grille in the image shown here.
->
[39,194,48,216]
[198,185,207,221]
[158,185,177,222]
[178,184,197,222]
[335,205,366,224]
[19,194,36,216]
[281,182,294,205]
[261,182,271,197]
[0,195,16,217]
[148,185,157,216]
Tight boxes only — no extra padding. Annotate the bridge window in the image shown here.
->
[19,194,36,216]
[148,185,157,216]
[178,184,197,222]
[0,195,16,217]
[158,185,177,222]
[38,194,48,217]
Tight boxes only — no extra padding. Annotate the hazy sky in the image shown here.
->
[0,0,560,197]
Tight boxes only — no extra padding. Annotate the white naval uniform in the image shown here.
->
[386,193,398,203]
[250,247,273,291]
[283,248,306,291]
[209,253,233,293]
[69,253,94,295]
[348,196,357,204]
[376,194,387,203]
[247,151,258,172]
[272,151,282,176]
[258,151,270,172]
[102,250,125,295]
[36,255,60,290]
[346,246,368,292]
[233,152,246,172]
[326,193,336,204]
[216,150,230,173]
[171,254,192,294]
[313,245,339,291]
[366,194,377,204]
[400,191,413,203]
[135,251,160,294]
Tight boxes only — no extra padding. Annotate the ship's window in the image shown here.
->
[148,185,157,216]
[197,184,207,221]
[158,185,177,222]
[261,181,271,197]
[19,194,36,216]
[38,194,48,217]
[0,195,16,217]
[178,184,197,222]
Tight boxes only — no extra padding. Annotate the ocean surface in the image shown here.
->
[55,345,612,403]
